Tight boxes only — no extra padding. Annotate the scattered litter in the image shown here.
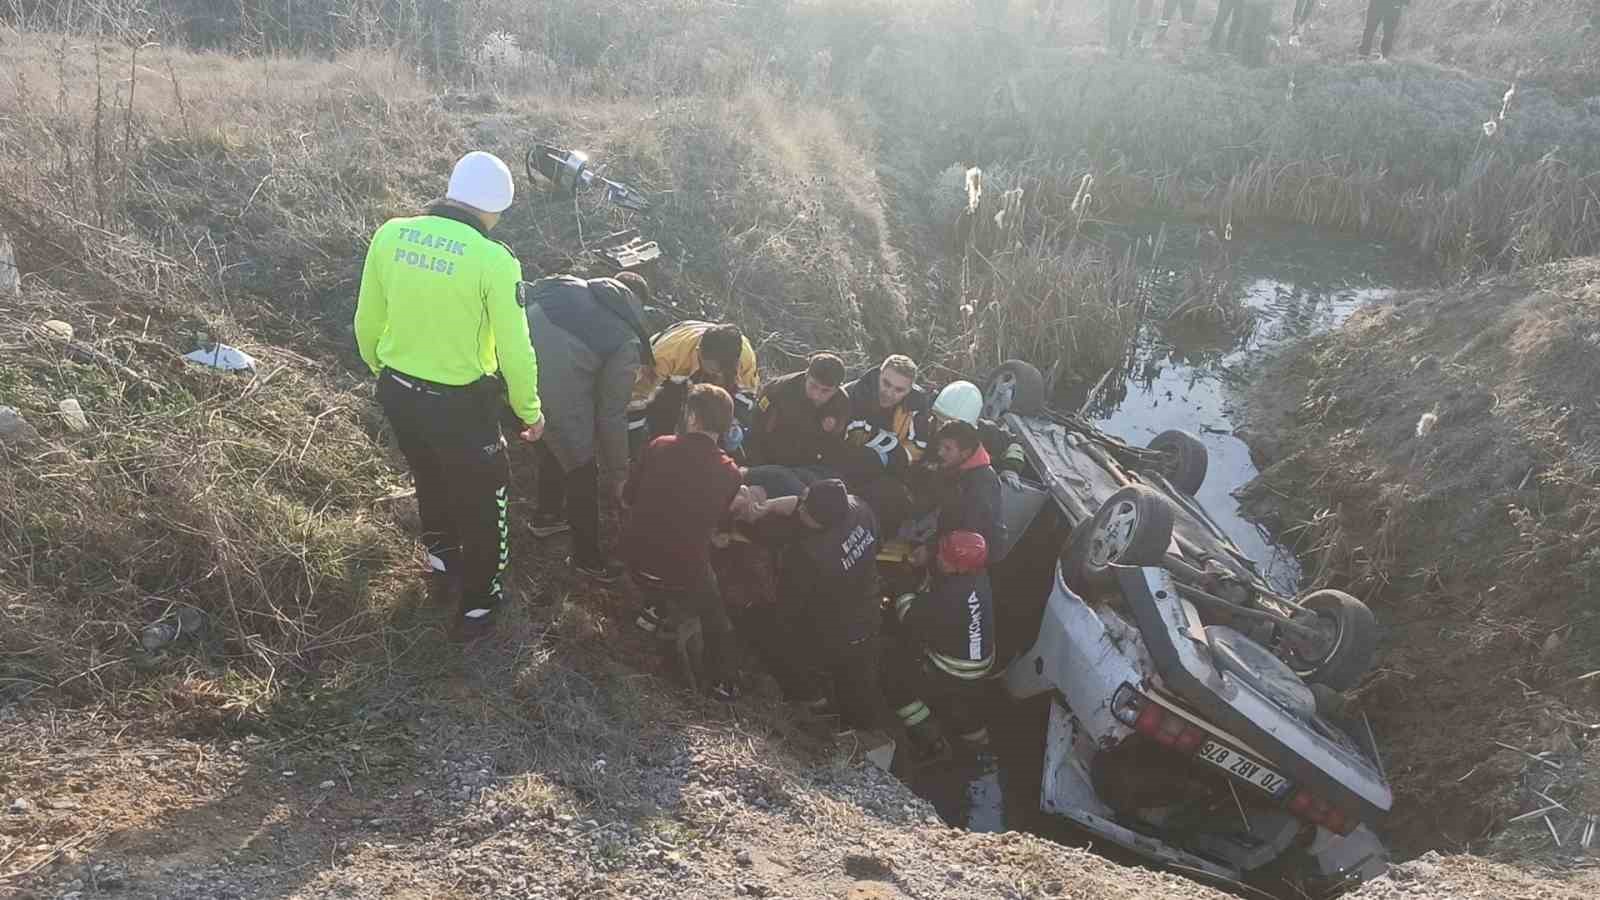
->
[1415,412,1439,438]
[8,797,31,814]
[318,780,336,790]
[58,398,89,432]
[183,343,257,372]
[41,320,74,341]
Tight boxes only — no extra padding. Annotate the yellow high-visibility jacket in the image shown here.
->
[631,320,759,403]
[354,209,541,425]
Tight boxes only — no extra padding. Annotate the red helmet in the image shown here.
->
[937,530,989,575]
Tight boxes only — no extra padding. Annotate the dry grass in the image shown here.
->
[0,22,920,715]
[1240,259,1600,863]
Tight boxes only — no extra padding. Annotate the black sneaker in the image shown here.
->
[709,680,742,703]
[568,557,625,585]
[530,512,569,538]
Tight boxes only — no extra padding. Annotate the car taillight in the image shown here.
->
[1286,788,1355,835]
[1131,696,1209,754]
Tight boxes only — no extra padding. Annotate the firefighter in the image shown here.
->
[830,354,934,539]
[354,151,540,642]
[743,352,850,498]
[525,271,655,583]
[886,420,1003,756]
[884,530,995,759]
[629,320,759,454]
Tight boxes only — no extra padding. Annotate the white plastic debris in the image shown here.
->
[183,343,257,372]
[58,398,89,432]
[41,320,74,342]
[1416,412,1439,438]
[0,229,17,295]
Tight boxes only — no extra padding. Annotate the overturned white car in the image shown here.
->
[972,361,1390,891]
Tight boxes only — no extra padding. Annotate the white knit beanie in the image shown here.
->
[446,151,515,213]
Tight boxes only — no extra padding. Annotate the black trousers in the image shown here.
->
[633,563,738,686]
[1210,0,1244,50]
[744,601,886,731]
[535,442,603,570]
[1360,0,1403,57]
[377,370,509,613]
[882,634,990,740]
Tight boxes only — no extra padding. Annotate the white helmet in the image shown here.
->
[933,380,983,425]
[446,151,516,213]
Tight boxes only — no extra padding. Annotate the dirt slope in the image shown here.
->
[1241,259,1600,876]
[0,602,1239,900]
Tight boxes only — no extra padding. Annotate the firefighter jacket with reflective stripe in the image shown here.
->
[904,571,995,677]
[631,320,760,403]
[354,208,540,425]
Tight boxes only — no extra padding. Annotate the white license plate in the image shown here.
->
[1197,740,1291,797]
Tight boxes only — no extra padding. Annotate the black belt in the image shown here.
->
[382,368,486,396]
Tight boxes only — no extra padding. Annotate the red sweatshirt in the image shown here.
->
[621,432,743,587]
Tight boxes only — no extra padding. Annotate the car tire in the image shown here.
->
[1290,589,1378,692]
[1061,486,1174,592]
[982,360,1046,419]
[1309,683,1348,722]
[1148,429,1208,495]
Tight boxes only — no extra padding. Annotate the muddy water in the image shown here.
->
[917,227,1430,862]
[1068,227,1431,593]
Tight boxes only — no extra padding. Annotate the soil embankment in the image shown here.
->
[4,3,1600,896]
[1241,259,1600,879]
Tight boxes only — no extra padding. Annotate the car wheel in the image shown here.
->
[1061,486,1174,592]
[1148,429,1208,495]
[1285,589,1378,692]
[982,360,1046,419]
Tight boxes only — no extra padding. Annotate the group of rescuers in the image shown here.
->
[355,151,1035,765]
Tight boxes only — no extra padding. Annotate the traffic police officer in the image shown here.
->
[354,151,542,640]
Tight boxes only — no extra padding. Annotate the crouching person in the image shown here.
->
[745,479,886,731]
[621,384,746,701]
[885,529,995,760]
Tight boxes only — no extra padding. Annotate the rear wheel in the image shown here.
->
[1285,589,1378,691]
[1148,429,1208,495]
[982,360,1046,419]
[1060,486,1174,593]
